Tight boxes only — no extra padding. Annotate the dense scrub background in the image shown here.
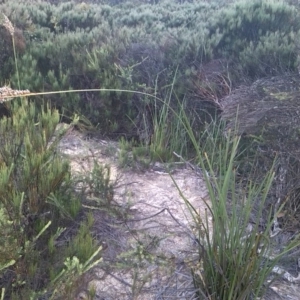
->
[1,0,299,139]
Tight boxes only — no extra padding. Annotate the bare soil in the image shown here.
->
[58,128,300,300]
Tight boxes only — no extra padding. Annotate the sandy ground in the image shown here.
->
[57,128,300,300]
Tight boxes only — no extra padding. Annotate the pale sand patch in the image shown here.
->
[58,127,300,300]
[58,129,211,299]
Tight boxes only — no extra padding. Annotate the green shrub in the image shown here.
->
[0,1,128,129]
[0,0,221,137]
[0,99,102,299]
[209,0,300,78]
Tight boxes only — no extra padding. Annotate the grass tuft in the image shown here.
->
[175,116,300,299]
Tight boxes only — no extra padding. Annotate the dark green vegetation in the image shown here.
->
[1,0,299,138]
[1,0,300,299]
[0,100,103,299]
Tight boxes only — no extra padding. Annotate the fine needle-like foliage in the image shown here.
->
[0,96,106,299]
[0,13,105,299]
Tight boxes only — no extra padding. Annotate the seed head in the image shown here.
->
[2,14,14,36]
[0,86,30,103]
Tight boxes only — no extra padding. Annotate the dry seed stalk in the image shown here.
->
[0,86,30,103]
[2,14,14,36]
